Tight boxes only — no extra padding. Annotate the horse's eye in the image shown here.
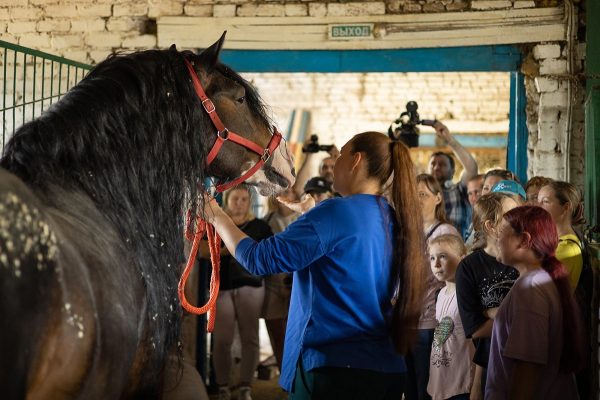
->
[236,96,245,104]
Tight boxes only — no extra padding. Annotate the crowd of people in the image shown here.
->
[199,121,591,400]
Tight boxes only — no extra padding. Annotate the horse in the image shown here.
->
[0,33,295,399]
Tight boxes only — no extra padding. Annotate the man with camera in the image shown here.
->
[428,121,478,238]
[292,134,339,198]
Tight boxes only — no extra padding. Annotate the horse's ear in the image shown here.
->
[169,44,177,52]
[198,31,226,68]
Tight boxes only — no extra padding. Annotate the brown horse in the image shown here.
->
[0,33,295,399]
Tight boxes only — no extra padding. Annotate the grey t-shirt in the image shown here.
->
[485,268,578,399]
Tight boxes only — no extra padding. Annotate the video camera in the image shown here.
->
[388,101,436,148]
[302,134,335,154]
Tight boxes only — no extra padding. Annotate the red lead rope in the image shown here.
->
[179,210,222,332]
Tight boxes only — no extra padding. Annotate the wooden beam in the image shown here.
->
[158,7,565,50]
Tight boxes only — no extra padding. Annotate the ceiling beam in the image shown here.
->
[158,7,565,50]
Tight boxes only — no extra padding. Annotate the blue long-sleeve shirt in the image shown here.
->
[235,194,406,391]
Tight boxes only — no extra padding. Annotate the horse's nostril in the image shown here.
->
[291,167,296,178]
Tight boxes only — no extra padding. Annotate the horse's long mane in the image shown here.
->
[0,47,272,385]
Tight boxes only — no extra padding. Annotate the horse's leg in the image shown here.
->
[162,355,209,400]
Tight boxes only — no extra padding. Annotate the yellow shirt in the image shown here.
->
[556,234,583,291]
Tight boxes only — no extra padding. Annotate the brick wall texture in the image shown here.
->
[0,0,586,187]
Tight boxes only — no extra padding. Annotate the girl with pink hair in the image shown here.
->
[486,206,585,399]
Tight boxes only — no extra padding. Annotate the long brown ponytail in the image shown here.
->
[389,141,426,353]
[349,131,426,354]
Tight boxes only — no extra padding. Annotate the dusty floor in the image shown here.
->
[207,376,286,400]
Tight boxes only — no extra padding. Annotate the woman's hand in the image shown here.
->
[200,194,248,257]
[277,194,315,215]
[202,194,227,224]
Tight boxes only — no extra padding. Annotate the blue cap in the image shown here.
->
[491,180,526,200]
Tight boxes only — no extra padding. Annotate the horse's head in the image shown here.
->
[184,34,295,196]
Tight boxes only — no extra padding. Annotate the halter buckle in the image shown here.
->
[202,99,215,114]
[261,148,271,162]
[217,128,229,140]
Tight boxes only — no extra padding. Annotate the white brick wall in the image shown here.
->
[539,58,568,75]
[471,1,512,10]
[69,18,106,32]
[43,4,77,18]
[327,2,386,16]
[19,32,50,48]
[37,19,70,32]
[10,6,43,20]
[106,17,145,33]
[183,4,213,17]
[113,3,148,17]
[76,4,112,18]
[122,34,157,49]
[533,44,561,60]
[213,4,236,17]
[7,21,37,34]
[285,4,308,17]
[526,36,585,184]
[308,3,327,17]
[147,1,183,19]
[51,34,84,49]
[84,31,122,48]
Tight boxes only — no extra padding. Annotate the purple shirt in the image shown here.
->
[485,268,578,399]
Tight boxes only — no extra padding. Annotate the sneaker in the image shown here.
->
[238,386,252,400]
[217,386,231,400]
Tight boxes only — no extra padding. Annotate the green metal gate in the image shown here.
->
[1,40,91,150]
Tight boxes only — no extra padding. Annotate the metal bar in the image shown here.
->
[32,56,36,119]
[22,52,26,126]
[50,61,54,105]
[66,64,71,91]
[41,58,45,113]
[12,51,16,135]
[2,47,7,147]
[507,71,528,184]
[58,63,62,101]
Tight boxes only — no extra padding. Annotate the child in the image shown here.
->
[427,234,474,400]
[486,206,585,399]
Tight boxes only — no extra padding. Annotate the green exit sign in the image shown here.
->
[329,24,374,40]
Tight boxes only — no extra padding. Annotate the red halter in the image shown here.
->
[179,58,284,331]
[183,58,283,193]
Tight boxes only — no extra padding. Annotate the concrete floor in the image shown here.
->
[207,376,286,400]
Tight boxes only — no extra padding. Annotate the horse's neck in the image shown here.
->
[41,184,185,268]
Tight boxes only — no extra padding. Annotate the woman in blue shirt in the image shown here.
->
[204,131,426,399]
